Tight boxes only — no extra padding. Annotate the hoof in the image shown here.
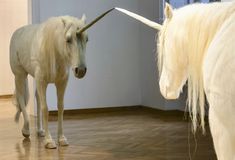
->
[22,129,30,138]
[45,140,57,149]
[58,136,69,146]
[37,130,45,137]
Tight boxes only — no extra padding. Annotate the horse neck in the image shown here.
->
[38,37,70,82]
[40,20,72,80]
[178,3,235,132]
[55,51,71,71]
[184,3,235,76]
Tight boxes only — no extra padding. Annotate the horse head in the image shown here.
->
[158,3,188,100]
[61,15,88,79]
[62,8,114,79]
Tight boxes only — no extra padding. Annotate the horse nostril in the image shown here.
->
[75,67,79,74]
[79,67,87,76]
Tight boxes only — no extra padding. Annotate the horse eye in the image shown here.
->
[86,37,88,42]
[66,37,73,43]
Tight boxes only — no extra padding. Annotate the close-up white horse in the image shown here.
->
[116,2,235,160]
[10,9,114,149]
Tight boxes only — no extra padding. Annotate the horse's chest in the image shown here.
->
[50,68,69,83]
[37,64,69,83]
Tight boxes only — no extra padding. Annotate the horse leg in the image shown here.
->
[209,106,235,160]
[35,90,45,137]
[36,80,56,149]
[15,76,30,138]
[56,78,69,146]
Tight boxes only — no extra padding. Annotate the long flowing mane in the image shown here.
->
[37,17,72,81]
[157,2,235,133]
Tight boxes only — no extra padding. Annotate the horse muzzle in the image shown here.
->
[73,66,87,79]
[159,81,180,100]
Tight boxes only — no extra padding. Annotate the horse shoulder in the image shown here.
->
[203,12,235,103]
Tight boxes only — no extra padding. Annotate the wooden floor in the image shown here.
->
[0,98,217,160]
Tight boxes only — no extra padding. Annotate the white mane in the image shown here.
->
[38,17,65,81]
[158,2,235,133]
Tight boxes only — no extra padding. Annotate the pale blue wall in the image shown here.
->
[138,0,165,110]
[139,0,186,111]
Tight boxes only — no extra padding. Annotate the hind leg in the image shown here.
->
[35,90,45,137]
[15,75,30,138]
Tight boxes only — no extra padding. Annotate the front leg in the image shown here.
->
[36,79,56,149]
[35,90,45,137]
[56,77,69,146]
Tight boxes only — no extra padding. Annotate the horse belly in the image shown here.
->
[203,12,235,131]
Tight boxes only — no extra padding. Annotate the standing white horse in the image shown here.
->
[10,9,114,149]
[116,2,235,160]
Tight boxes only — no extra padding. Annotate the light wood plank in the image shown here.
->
[0,98,216,160]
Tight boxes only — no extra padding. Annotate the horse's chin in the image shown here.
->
[160,86,180,100]
[162,91,180,100]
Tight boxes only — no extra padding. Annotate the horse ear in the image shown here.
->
[81,14,86,23]
[66,32,72,42]
[61,18,66,27]
[164,2,173,19]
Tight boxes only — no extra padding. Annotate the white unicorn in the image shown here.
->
[116,2,235,160]
[10,9,114,149]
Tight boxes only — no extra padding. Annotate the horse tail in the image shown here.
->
[13,77,29,123]
[12,90,20,122]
